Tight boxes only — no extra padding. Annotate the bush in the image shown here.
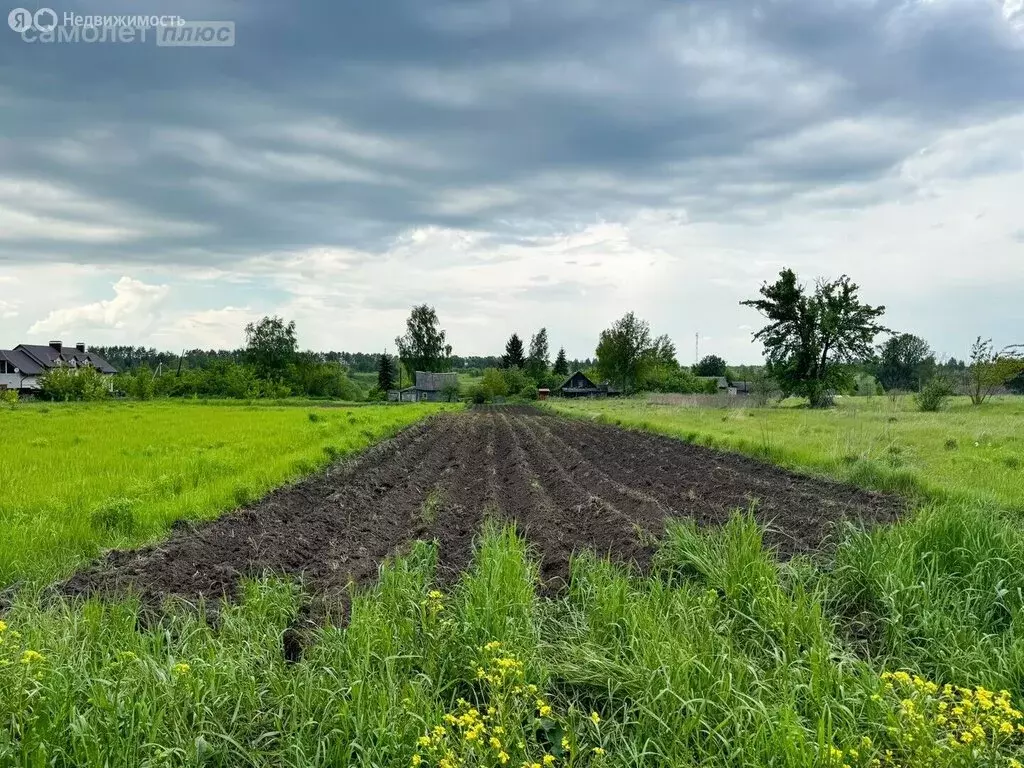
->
[441,382,461,403]
[40,365,110,401]
[467,384,488,404]
[517,385,537,400]
[0,389,17,405]
[915,377,954,412]
[480,368,508,400]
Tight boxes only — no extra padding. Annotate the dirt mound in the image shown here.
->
[63,408,903,605]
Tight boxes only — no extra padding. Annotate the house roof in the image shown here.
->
[9,344,118,374]
[559,370,598,390]
[0,348,44,375]
[414,371,458,391]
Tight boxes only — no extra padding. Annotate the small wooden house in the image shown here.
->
[389,371,459,402]
[558,370,618,398]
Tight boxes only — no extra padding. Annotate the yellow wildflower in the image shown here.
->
[593,747,606,756]
[543,756,555,766]
[498,752,509,765]
[590,711,601,724]
[411,755,422,767]
[172,662,190,676]
[0,620,7,633]
[20,650,45,665]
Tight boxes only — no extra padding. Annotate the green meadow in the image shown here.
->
[0,401,447,585]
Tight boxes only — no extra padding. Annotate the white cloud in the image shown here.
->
[29,277,170,336]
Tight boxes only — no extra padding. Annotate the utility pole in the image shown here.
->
[695,332,699,365]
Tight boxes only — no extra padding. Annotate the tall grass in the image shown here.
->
[6,523,1024,766]
[0,401,450,585]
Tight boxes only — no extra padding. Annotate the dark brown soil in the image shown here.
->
[63,407,903,605]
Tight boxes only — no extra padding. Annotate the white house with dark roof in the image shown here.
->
[0,341,117,393]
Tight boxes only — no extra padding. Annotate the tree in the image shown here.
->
[244,316,298,382]
[395,305,451,380]
[502,333,526,369]
[595,312,653,393]
[1009,370,1024,395]
[526,328,550,381]
[964,337,1024,406]
[377,351,395,392]
[694,354,727,378]
[552,347,569,378]
[741,268,887,408]
[877,333,935,392]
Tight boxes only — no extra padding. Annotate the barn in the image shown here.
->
[0,341,117,394]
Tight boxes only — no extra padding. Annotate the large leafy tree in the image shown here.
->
[377,350,395,392]
[395,305,451,380]
[526,328,550,381]
[552,347,570,377]
[741,269,887,407]
[502,333,526,369]
[694,354,727,378]
[244,315,298,382]
[595,312,653,393]
[877,333,935,392]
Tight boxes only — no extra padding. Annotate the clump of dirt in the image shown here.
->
[63,408,904,607]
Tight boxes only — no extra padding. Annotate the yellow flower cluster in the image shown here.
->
[172,662,191,677]
[411,642,594,768]
[425,590,445,618]
[829,671,1024,768]
[412,698,523,767]
[882,671,1024,749]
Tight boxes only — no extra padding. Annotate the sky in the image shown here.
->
[0,0,1022,364]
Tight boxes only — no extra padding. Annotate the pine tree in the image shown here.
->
[377,351,395,392]
[553,347,569,377]
[502,333,526,369]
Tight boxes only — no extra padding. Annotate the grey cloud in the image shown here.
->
[0,0,1023,269]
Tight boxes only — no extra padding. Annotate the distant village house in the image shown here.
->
[558,370,620,398]
[389,371,459,402]
[0,341,117,394]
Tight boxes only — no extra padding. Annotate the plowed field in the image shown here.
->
[65,407,903,604]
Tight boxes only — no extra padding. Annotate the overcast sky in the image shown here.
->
[1,0,1022,363]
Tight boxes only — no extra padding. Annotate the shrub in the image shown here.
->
[517,385,537,400]
[0,389,17,405]
[480,368,508,400]
[915,377,954,412]
[40,365,110,401]
[441,382,461,403]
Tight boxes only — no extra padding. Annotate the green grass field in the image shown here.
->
[0,401,447,585]
[3,397,1024,766]
[551,395,1024,511]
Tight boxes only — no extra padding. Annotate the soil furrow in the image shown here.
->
[62,407,905,606]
